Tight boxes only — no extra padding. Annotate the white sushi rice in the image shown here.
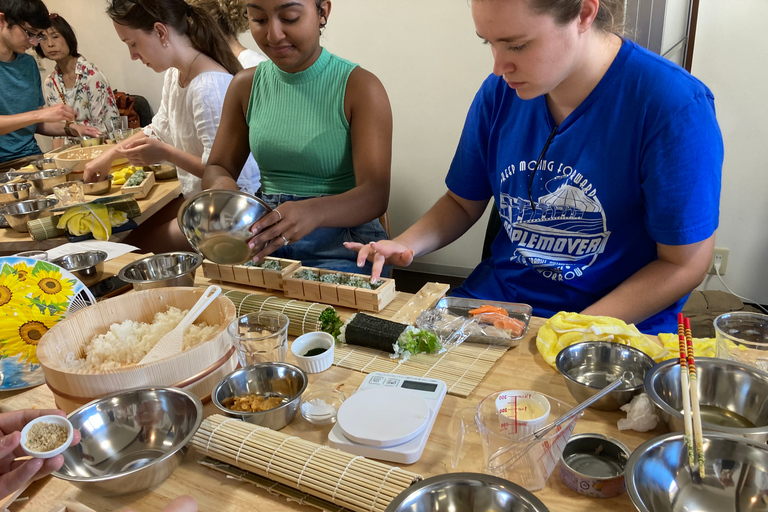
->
[63,306,220,371]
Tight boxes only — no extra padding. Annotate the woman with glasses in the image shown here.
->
[36,14,119,149]
[83,0,259,252]
[201,0,392,273]
[349,0,723,335]
[0,0,99,170]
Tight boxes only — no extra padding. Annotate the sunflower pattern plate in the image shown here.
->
[0,257,89,390]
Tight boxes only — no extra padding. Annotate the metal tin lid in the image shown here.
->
[561,433,631,478]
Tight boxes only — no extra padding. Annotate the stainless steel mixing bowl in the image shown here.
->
[16,168,71,194]
[51,250,108,278]
[212,363,307,430]
[0,182,31,205]
[626,432,768,512]
[117,251,203,290]
[384,473,550,512]
[177,189,271,265]
[54,387,203,496]
[0,198,58,232]
[555,342,655,411]
[645,357,768,442]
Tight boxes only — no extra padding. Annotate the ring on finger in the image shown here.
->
[274,209,282,221]
[280,235,290,246]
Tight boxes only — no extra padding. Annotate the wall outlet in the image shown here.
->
[709,247,729,276]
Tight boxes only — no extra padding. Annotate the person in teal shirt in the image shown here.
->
[0,0,98,170]
[202,0,392,274]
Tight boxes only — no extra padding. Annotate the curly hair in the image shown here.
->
[186,0,248,38]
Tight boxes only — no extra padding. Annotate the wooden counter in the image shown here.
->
[0,256,664,512]
[0,179,181,254]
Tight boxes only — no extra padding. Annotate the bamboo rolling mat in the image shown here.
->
[333,342,508,398]
[193,415,421,512]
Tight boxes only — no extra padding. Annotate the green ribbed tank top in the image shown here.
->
[247,48,358,196]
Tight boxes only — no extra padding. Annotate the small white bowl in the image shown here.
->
[494,390,550,440]
[291,332,335,374]
[20,415,74,458]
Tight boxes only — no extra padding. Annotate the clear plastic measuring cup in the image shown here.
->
[453,390,582,491]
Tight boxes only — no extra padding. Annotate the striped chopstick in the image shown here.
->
[677,312,695,469]
[52,77,67,105]
[685,317,706,478]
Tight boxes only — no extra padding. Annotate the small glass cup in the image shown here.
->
[300,389,346,425]
[715,312,768,371]
[227,312,289,367]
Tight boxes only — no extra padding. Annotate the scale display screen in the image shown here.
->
[401,380,438,392]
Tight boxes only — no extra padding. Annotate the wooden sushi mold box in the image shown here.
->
[121,170,156,199]
[282,266,396,312]
[202,257,302,291]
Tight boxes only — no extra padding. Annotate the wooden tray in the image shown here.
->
[202,257,301,291]
[121,170,155,199]
[282,266,396,312]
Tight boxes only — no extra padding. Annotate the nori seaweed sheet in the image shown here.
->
[344,313,408,353]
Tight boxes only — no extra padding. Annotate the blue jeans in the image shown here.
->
[257,192,389,275]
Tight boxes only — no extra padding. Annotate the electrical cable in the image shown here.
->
[714,262,768,315]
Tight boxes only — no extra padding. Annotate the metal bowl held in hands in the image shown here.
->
[556,341,655,411]
[16,168,71,195]
[82,175,112,196]
[54,387,203,496]
[645,357,768,442]
[0,198,58,233]
[626,432,768,512]
[117,251,203,291]
[385,473,550,512]
[0,182,31,205]
[177,189,271,265]
[51,250,108,278]
[212,362,308,430]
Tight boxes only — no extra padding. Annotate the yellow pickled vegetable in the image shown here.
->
[112,165,138,185]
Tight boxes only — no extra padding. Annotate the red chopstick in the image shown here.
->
[684,316,705,477]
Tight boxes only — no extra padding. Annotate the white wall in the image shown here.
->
[692,0,768,305]
[33,0,768,303]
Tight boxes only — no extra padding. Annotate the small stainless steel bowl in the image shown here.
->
[626,432,768,512]
[83,175,112,195]
[212,363,308,430]
[556,342,655,411]
[81,136,104,147]
[559,433,630,498]
[0,198,58,232]
[645,357,768,442]
[0,182,31,205]
[33,157,58,170]
[145,164,177,180]
[177,189,271,265]
[117,252,203,291]
[51,250,108,278]
[53,387,203,497]
[16,168,71,195]
[384,473,550,512]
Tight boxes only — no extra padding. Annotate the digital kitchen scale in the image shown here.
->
[328,372,447,464]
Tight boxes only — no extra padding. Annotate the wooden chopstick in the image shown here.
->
[677,312,695,469]
[684,316,706,477]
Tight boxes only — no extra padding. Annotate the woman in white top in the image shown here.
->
[188,0,266,195]
[84,0,257,252]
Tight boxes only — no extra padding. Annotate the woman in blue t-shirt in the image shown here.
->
[348,0,722,335]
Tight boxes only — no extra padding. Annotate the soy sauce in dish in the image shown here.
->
[304,347,328,357]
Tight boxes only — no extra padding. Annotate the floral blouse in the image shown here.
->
[43,56,119,130]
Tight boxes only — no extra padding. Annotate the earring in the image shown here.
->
[163,42,169,48]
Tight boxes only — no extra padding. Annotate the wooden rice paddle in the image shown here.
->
[685,317,706,478]
[139,285,222,365]
[677,312,695,469]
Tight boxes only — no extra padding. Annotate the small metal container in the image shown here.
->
[0,182,31,205]
[117,252,203,290]
[80,136,104,147]
[0,198,58,232]
[556,342,655,411]
[51,250,108,278]
[212,363,307,430]
[82,175,112,195]
[33,157,58,170]
[145,163,177,180]
[559,433,630,498]
[19,168,71,195]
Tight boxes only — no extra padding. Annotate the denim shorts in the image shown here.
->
[257,192,389,275]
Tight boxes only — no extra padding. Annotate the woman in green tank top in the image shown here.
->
[202,0,392,274]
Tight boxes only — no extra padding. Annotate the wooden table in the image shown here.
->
[0,179,181,254]
[0,255,665,512]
